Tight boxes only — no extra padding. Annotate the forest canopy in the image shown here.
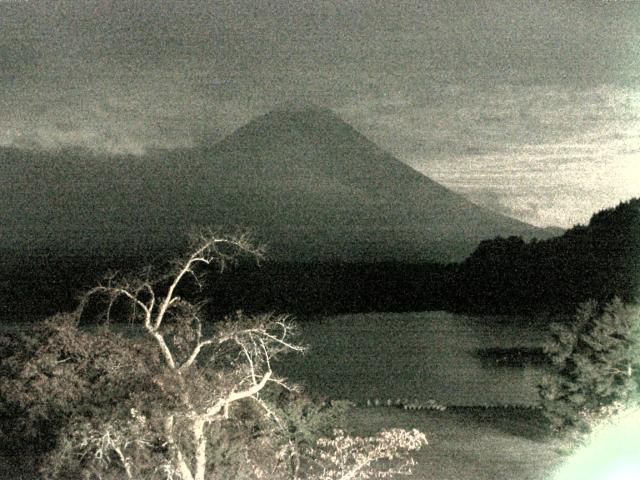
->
[1,198,638,319]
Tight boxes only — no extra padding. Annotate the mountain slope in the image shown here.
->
[1,106,555,262]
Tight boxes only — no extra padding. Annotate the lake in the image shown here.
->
[1,310,552,407]
[274,311,552,407]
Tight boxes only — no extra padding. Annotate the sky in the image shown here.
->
[1,0,640,228]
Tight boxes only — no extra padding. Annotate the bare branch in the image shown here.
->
[267,376,297,392]
[204,370,272,420]
[80,285,152,325]
[240,341,258,385]
[152,233,262,332]
[146,327,177,370]
[259,337,271,373]
[179,339,215,371]
[242,327,306,354]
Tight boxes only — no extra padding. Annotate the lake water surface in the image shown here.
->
[275,311,552,407]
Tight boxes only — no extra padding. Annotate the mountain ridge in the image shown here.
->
[1,106,558,262]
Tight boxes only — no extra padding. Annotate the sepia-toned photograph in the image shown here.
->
[1,1,639,479]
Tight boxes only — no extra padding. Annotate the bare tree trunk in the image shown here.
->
[164,416,194,480]
[193,417,208,480]
[113,444,134,480]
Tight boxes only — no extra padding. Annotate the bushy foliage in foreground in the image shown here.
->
[0,314,159,455]
[539,298,640,433]
[308,428,427,480]
[1,232,427,479]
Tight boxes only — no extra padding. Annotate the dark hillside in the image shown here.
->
[1,199,634,320]
[451,198,640,313]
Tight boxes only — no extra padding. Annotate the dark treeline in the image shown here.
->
[193,197,640,316]
[0,256,457,319]
[203,261,455,316]
[0,252,165,320]
[450,197,640,314]
[1,198,638,321]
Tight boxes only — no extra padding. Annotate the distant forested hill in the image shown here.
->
[450,197,640,314]
[1,199,637,321]
[199,198,638,316]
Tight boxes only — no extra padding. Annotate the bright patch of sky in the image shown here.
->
[339,84,640,228]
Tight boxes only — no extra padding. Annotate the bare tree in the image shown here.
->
[72,230,307,480]
[2,230,427,480]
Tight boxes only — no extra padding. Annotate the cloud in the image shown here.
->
[0,71,262,154]
[463,188,553,227]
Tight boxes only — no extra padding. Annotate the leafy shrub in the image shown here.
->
[539,298,640,433]
[308,428,428,479]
